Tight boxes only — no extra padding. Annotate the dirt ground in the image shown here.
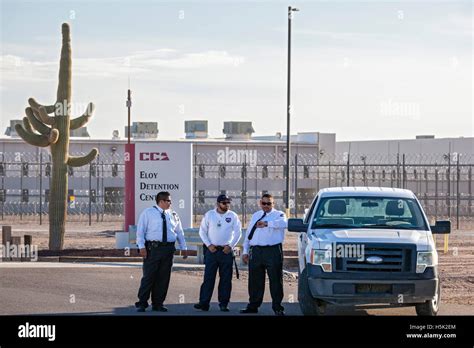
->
[3,220,474,306]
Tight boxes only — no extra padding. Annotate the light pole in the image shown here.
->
[286,6,299,217]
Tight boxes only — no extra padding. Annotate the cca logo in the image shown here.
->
[139,152,170,161]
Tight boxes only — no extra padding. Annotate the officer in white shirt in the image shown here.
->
[135,191,189,312]
[194,194,242,312]
[240,193,287,316]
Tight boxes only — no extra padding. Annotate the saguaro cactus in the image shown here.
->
[15,23,98,250]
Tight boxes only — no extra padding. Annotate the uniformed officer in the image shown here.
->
[135,191,189,312]
[240,193,287,316]
[194,194,242,312]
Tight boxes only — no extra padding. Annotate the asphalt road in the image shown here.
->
[0,262,472,316]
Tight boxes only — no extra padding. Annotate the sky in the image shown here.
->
[0,0,472,141]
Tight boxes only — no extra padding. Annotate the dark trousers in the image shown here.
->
[136,244,175,308]
[247,244,284,311]
[198,246,234,306]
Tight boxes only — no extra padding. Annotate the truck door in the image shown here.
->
[298,196,317,272]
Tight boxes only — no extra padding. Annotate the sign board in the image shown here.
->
[134,142,193,228]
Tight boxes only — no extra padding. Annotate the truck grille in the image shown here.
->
[334,243,415,273]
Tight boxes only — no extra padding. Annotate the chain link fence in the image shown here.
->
[0,151,472,230]
[193,152,474,229]
[0,152,124,224]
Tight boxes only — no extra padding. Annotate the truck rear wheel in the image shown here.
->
[298,267,327,316]
[415,281,440,316]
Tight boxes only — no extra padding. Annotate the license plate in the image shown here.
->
[356,284,392,294]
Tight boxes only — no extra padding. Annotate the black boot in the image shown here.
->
[194,303,210,311]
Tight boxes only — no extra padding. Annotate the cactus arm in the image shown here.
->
[36,106,55,126]
[22,117,36,134]
[28,98,56,114]
[24,111,58,144]
[48,129,60,144]
[25,107,51,135]
[70,102,95,130]
[14,124,50,147]
[67,148,99,167]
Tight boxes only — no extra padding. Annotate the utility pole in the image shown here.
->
[124,81,135,233]
[127,88,132,144]
[286,6,299,217]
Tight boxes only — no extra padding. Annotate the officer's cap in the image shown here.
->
[217,194,232,203]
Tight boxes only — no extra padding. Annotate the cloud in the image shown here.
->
[0,48,246,82]
[272,26,395,40]
[292,29,392,40]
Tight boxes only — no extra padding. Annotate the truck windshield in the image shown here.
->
[311,196,428,230]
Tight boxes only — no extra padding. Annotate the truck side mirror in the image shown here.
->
[288,218,308,233]
[430,220,451,234]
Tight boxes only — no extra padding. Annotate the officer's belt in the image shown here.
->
[250,243,282,249]
[145,241,175,248]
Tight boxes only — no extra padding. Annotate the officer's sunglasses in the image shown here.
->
[220,201,231,205]
[261,201,273,206]
[162,199,172,203]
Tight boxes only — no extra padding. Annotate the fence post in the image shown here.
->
[435,168,439,219]
[346,154,350,187]
[469,165,472,218]
[89,162,92,226]
[402,153,406,189]
[328,161,331,188]
[362,156,367,186]
[447,153,451,220]
[316,156,320,192]
[396,153,400,188]
[245,160,248,224]
[1,152,4,221]
[48,154,52,222]
[101,160,105,222]
[294,153,298,217]
[96,154,100,223]
[425,168,428,199]
[39,152,43,225]
[241,159,247,225]
[255,163,258,202]
[20,157,23,221]
[193,152,197,226]
[456,155,460,229]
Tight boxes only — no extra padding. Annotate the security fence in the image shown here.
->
[0,151,472,229]
[0,152,125,224]
[193,152,474,229]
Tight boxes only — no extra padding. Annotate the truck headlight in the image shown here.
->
[416,251,437,273]
[311,249,332,272]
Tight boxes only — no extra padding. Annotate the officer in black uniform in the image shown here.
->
[240,193,288,316]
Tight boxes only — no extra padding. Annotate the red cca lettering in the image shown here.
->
[139,152,170,161]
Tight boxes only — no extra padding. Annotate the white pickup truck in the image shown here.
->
[288,187,451,316]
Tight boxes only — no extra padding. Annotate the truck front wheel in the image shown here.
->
[298,267,327,315]
[415,281,440,316]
